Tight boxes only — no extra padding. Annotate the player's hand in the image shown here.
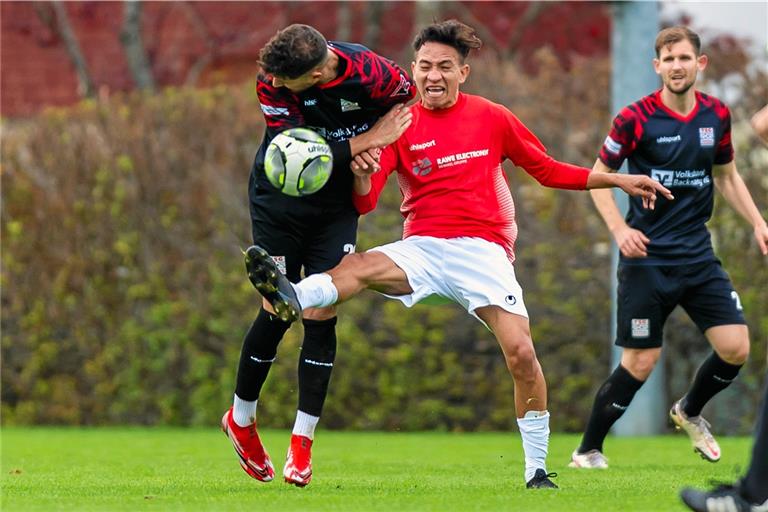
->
[351,148,381,176]
[617,174,674,210]
[612,224,650,258]
[367,104,413,147]
[754,223,768,256]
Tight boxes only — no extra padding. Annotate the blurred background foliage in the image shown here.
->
[2,24,766,433]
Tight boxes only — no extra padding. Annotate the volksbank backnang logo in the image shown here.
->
[651,168,710,188]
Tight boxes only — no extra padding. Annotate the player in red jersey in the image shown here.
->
[243,20,671,489]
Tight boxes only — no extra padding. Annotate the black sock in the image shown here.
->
[234,308,291,401]
[683,351,742,417]
[742,379,768,504]
[578,365,645,453]
[297,317,337,417]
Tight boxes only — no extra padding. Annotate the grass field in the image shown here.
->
[1,428,751,511]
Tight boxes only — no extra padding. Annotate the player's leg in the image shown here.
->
[673,261,748,462]
[475,306,556,489]
[570,347,660,469]
[572,264,672,468]
[282,212,356,487]
[741,377,768,506]
[679,378,768,511]
[222,197,304,482]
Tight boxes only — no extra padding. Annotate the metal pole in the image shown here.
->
[610,1,665,436]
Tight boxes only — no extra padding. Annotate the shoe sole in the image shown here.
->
[284,476,310,487]
[669,410,720,463]
[567,461,608,469]
[244,246,300,323]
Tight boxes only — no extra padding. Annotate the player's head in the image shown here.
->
[259,24,330,92]
[412,20,482,110]
[653,26,707,96]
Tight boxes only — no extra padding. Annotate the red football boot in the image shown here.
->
[221,407,275,482]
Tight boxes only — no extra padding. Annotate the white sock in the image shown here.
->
[232,395,257,427]
[517,410,550,483]
[294,273,338,309]
[292,410,320,440]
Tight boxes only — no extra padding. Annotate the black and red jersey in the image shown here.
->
[599,90,734,265]
[251,41,415,209]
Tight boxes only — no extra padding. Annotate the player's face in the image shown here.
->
[412,42,469,110]
[653,40,707,95]
[272,70,321,93]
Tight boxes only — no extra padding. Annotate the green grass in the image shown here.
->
[1,428,751,511]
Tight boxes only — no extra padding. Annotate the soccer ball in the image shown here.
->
[264,127,333,197]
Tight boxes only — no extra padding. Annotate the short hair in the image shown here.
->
[259,24,328,79]
[655,26,701,57]
[412,20,482,62]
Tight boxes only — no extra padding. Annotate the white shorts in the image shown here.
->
[368,236,528,322]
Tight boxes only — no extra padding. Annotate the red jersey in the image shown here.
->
[353,93,590,261]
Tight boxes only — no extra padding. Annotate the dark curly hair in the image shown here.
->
[412,20,482,62]
[259,24,328,79]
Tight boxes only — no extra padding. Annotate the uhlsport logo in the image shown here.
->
[505,295,517,306]
[409,139,436,151]
[656,134,681,144]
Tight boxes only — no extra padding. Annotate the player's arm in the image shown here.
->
[351,146,396,214]
[348,50,416,157]
[348,104,413,156]
[499,108,672,203]
[713,160,768,255]
[751,104,768,144]
[589,160,653,258]
[257,77,357,170]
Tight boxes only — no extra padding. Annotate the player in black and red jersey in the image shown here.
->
[571,26,768,470]
[221,24,415,487]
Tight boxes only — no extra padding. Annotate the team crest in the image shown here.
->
[631,318,650,338]
[270,255,287,275]
[699,127,715,147]
[340,98,361,112]
[411,157,432,176]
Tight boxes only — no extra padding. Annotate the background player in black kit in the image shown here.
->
[570,26,768,469]
[221,24,415,486]
[679,105,768,512]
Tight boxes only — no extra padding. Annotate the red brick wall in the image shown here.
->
[1,1,607,118]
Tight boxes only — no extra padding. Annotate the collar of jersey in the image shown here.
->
[654,89,701,123]
[319,46,352,89]
[418,91,467,116]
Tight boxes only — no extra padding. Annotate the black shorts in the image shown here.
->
[250,194,358,283]
[616,260,746,349]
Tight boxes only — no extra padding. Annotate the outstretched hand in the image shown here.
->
[616,174,674,210]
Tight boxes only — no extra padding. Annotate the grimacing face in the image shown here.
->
[412,41,469,110]
[653,39,707,96]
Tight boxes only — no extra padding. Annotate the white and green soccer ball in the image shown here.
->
[264,127,333,197]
